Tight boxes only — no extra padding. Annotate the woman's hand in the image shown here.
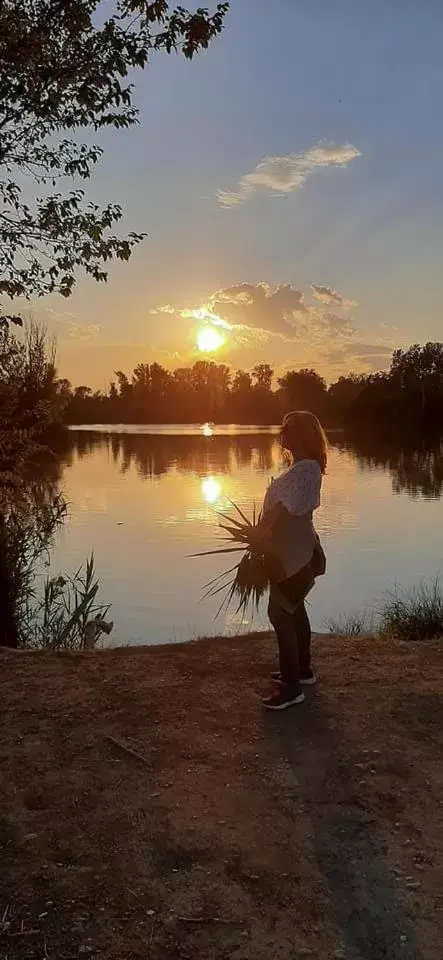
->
[248,501,287,554]
[246,522,271,554]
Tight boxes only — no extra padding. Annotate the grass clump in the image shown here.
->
[379,578,443,642]
[22,553,113,651]
[327,612,374,638]
[330,579,443,643]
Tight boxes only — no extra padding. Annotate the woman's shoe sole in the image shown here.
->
[271,674,317,686]
[263,693,305,710]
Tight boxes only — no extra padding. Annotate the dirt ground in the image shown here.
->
[0,634,442,960]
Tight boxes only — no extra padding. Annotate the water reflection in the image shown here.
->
[335,434,443,500]
[65,431,276,481]
[201,476,223,504]
[48,426,442,645]
[64,429,443,500]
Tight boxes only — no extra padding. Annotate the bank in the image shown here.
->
[0,633,442,959]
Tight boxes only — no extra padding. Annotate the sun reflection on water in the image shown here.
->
[201,476,222,504]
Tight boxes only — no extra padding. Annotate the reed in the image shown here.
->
[22,552,113,650]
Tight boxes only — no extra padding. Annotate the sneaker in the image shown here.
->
[263,688,305,711]
[300,670,317,686]
[271,670,317,686]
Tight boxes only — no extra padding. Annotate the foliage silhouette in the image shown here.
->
[62,342,443,433]
[0,1,228,322]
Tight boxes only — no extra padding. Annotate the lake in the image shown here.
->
[49,425,443,645]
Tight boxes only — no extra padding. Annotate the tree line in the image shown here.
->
[63,342,443,430]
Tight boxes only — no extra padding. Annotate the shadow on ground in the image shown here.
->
[264,692,422,960]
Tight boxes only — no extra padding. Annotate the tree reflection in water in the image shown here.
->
[335,434,443,500]
[64,429,443,501]
[64,431,277,481]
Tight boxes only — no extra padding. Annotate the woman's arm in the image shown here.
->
[245,500,288,582]
[248,501,288,549]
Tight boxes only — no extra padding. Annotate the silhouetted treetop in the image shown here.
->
[0,1,229,321]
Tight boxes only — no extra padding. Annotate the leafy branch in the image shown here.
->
[0,1,229,316]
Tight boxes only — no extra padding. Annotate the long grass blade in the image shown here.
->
[188,547,246,558]
[214,580,237,620]
[218,521,248,536]
[227,499,251,525]
[203,578,238,601]
[217,526,250,542]
[201,563,240,590]
[215,511,245,528]
[202,581,234,602]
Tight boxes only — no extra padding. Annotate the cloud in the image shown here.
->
[152,283,358,348]
[321,340,393,375]
[152,283,308,340]
[208,283,307,337]
[345,342,393,360]
[218,142,361,207]
[57,320,101,341]
[150,304,177,316]
[311,283,358,309]
[297,310,357,345]
[44,308,101,341]
[150,280,395,379]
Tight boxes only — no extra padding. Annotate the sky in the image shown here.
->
[30,0,443,388]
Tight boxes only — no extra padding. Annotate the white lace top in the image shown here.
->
[263,458,322,517]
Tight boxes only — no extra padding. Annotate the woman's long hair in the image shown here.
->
[280,410,328,474]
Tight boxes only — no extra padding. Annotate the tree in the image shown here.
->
[149,362,172,399]
[0,322,66,646]
[74,385,92,401]
[130,362,172,418]
[252,364,273,392]
[55,377,73,409]
[328,375,365,422]
[390,342,443,419]
[0,1,229,322]
[232,369,252,394]
[346,372,392,427]
[132,363,152,403]
[0,322,63,488]
[115,370,132,402]
[229,369,252,421]
[278,368,327,416]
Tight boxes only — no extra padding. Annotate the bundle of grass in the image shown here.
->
[191,501,270,618]
[379,578,443,642]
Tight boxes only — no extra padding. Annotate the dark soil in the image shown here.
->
[0,634,442,960]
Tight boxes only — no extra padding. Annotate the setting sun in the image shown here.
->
[196,325,225,353]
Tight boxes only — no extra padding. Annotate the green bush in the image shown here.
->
[379,579,443,642]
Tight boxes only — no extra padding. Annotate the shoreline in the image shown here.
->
[1,633,442,959]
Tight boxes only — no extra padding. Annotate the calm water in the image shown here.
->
[49,425,443,645]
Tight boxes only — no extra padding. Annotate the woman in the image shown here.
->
[253,410,327,711]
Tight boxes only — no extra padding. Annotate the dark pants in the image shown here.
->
[268,593,312,690]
